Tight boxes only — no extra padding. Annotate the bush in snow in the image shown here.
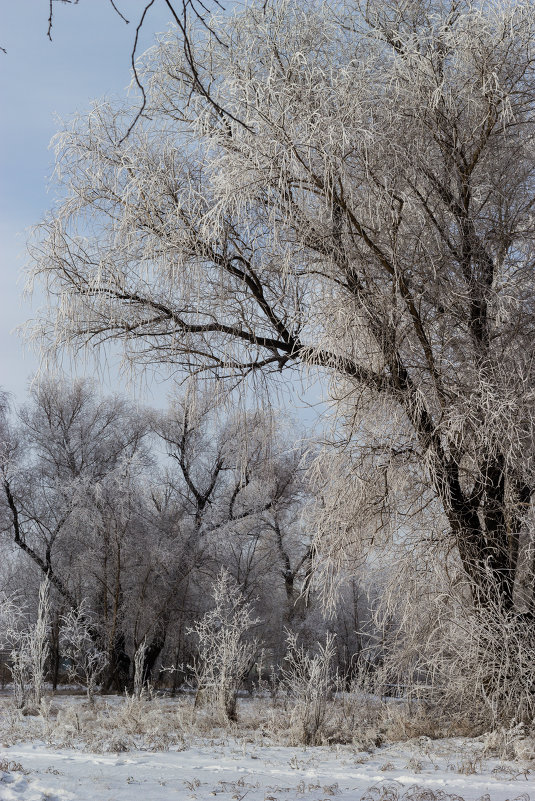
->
[189,569,259,723]
[281,631,336,745]
[60,601,108,703]
[0,579,50,712]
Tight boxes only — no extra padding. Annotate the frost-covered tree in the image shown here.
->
[0,591,31,709]
[0,378,151,689]
[155,386,309,578]
[1,379,149,604]
[28,0,535,719]
[151,385,313,676]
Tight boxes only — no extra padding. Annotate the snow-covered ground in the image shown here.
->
[1,736,533,801]
[0,693,533,800]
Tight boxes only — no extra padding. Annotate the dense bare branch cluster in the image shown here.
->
[0,379,321,695]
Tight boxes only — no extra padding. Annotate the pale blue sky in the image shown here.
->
[0,1,175,405]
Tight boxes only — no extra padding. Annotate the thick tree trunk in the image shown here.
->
[142,622,168,685]
[103,633,131,693]
[447,462,531,614]
[50,611,61,691]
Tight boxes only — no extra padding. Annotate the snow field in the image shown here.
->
[0,696,535,801]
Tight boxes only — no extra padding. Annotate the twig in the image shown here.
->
[108,0,129,24]
[118,0,157,144]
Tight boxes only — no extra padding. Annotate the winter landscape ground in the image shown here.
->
[2,736,533,801]
[0,694,534,801]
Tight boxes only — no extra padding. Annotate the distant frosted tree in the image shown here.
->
[0,378,150,690]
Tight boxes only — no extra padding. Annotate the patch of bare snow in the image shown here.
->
[0,737,533,801]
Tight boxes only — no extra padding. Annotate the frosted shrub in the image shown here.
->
[374,566,535,731]
[0,579,50,711]
[0,598,32,710]
[281,632,336,745]
[189,570,259,723]
[29,579,50,710]
[60,601,108,703]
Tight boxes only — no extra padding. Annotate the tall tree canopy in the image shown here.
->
[29,0,535,717]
